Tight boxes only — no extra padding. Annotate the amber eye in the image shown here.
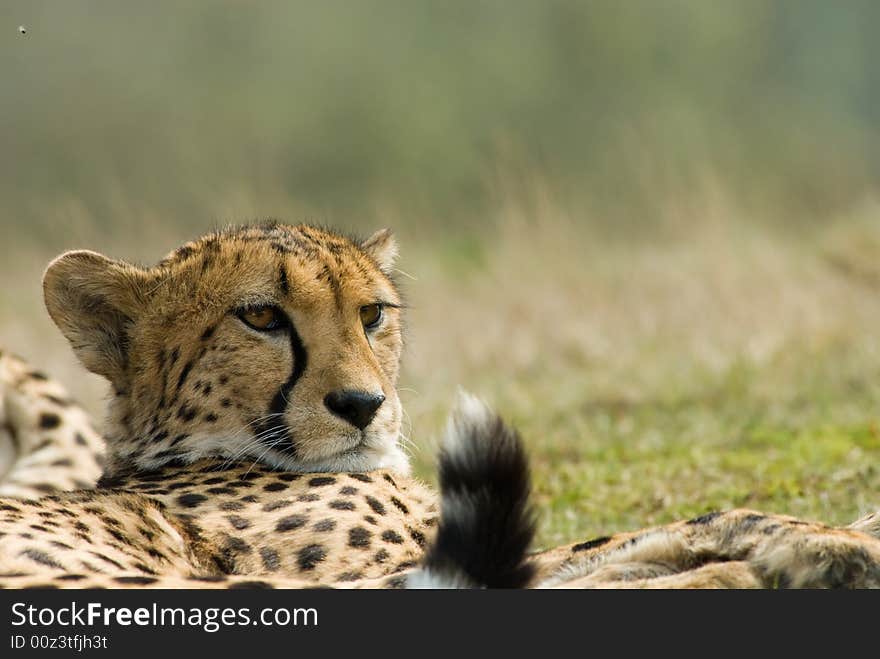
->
[237,306,287,331]
[359,304,383,329]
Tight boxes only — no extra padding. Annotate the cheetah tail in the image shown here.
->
[408,392,536,588]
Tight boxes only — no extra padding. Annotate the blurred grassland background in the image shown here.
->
[3,1,880,547]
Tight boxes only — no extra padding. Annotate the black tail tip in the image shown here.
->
[410,393,536,588]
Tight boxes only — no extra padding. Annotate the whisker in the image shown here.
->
[215,412,289,469]
[243,431,288,477]
[221,424,288,467]
[393,267,417,281]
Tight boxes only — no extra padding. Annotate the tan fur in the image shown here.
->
[0,462,436,588]
[532,509,880,588]
[44,223,408,478]
[0,351,104,498]
[1,223,439,588]
[1,222,879,589]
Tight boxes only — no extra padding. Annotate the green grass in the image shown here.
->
[4,176,880,554]
[397,203,880,548]
[530,388,880,549]
[3,2,880,559]
[409,348,880,549]
[6,190,880,547]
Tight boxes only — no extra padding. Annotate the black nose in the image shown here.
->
[324,390,385,430]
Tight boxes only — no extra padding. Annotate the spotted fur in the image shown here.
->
[0,461,437,588]
[529,509,880,588]
[0,351,104,498]
[1,222,879,589]
[2,224,436,588]
[43,222,408,478]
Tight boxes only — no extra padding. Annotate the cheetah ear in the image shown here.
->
[360,228,399,275]
[43,250,152,386]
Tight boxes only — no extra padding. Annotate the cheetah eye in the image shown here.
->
[237,306,287,332]
[359,304,383,329]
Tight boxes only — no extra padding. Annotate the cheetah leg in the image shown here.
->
[537,510,880,588]
[0,353,105,498]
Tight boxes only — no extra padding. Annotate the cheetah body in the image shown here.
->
[0,351,104,499]
[1,224,439,588]
[1,223,880,589]
[0,462,435,589]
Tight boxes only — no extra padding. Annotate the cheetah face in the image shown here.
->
[43,223,410,477]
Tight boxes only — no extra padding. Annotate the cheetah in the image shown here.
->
[1,221,880,589]
[0,350,105,499]
[0,223,444,588]
[411,397,880,589]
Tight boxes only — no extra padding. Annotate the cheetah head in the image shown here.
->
[43,223,409,478]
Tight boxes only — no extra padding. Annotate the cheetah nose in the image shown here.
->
[324,390,385,431]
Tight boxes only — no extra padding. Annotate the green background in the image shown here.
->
[3,2,879,545]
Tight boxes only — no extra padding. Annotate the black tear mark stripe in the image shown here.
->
[256,312,308,455]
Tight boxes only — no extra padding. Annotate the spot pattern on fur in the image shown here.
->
[3,225,880,591]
